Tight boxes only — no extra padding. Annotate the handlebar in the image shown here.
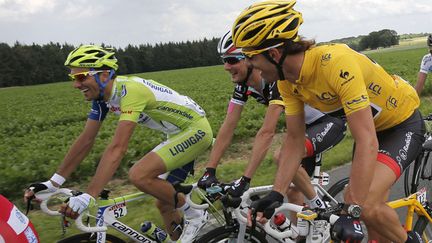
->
[39,188,73,216]
[38,188,108,233]
[184,183,209,210]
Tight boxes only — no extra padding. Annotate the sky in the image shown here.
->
[0,0,430,48]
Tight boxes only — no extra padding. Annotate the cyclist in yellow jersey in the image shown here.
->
[23,45,212,241]
[198,30,346,224]
[198,31,346,225]
[231,1,425,242]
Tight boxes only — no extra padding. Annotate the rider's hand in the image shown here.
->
[248,191,283,226]
[198,167,219,189]
[60,192,95,219]
[24,180,59,203]
[330,215,364,242]
[227,176,251,197]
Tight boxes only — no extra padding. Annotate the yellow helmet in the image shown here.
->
[64,45,118,70]
[232,0,303,56]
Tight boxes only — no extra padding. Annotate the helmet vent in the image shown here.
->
[285,17,299,32]
[244,26,264,41]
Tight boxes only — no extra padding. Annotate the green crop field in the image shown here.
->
[2,44,432,242]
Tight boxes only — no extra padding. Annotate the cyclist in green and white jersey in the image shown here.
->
[24,45,212,242]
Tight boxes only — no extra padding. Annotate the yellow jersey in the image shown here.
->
[278,44,420,131]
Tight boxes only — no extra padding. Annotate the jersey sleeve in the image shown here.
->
[88,100,109,121]
[118,83,150,122]
[420,55,432,74]
[328,56,370,116]
[277,80,304,116]
[230,83,249,106]
[268,81,284,106]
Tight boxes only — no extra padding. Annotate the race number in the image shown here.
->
[416,187,427,206]
[108,202,127,219]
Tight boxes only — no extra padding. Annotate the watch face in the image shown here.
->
[348,205,362,218]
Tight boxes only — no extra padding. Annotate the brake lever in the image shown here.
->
[250,208,257,241]
[25,194,35,215]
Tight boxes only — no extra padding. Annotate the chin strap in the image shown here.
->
[263,46,289,81]
[93,68,115,100]
[242,66,254,84]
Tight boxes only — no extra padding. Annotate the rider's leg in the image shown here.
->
[364,188,391,243]
[129,152,200,219]
[348,162,407,242]
[155,199,183,240]
[286,185,304,225]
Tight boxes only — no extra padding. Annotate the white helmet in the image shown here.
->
[217,31,243,57]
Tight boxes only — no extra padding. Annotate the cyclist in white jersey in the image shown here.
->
[24,45,212,241]
[414,34,432,95]
[197,31,346,223]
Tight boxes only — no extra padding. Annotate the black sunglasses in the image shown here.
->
[222,56,245,65]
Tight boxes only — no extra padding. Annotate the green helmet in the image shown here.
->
[64,45,118,70]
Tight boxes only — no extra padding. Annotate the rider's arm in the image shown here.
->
[414,72,427,95]
[345,107,378,204]
[243,104,283,178]
[54,119,102,185]
[272,114,306,195]
[205,103,243,168]
[86,120,137,197]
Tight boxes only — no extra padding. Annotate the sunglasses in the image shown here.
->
[69,70,104,82]
[222,56,245,65]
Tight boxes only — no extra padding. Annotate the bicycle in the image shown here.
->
[190,160,350,243]
[191,183,362,243]
[326,176,432,241]
[35,184,199,243]
[404,113,432,199]
[38,188,154,243]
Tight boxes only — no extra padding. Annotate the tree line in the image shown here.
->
[329,29,404,51]
[1,29,427,88]
[0,38,220,88]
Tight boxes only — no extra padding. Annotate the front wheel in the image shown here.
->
[323,177,349,203]
[57,233,126,243]
[414,215,432,242]
[195,225,268,243]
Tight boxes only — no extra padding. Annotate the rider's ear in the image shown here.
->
[267,48,282,63]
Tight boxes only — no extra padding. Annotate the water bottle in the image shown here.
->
[141,221,168,243]
[273,213,291,231]
[297,218,309,237]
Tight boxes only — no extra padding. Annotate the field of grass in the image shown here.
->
[2,43,432,242]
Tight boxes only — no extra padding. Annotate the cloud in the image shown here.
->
[0,0,57,21]
[0,0,430,47]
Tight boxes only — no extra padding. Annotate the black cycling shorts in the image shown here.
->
[375,109,425,178]
[302,115,347,176]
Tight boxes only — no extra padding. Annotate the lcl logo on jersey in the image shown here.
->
[340,70,355,86]
[345,95,368,110]
[316,92,338,104]
[321,53,331,66]
[368,82,382,96]
[386,96,398,110]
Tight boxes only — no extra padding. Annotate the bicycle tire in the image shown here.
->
[57,233,126,243]
[413,215,432,242]
[323,177,349,203]
[195,225,268,243]
[404,163,414,197]
[404,151,432,200]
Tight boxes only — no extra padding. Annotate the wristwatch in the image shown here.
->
[346,204,362,218]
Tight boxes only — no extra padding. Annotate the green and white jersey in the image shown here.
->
[103,76,206,134]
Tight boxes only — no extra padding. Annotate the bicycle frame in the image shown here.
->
[40,189,162,243]
[92,192,153,243]
[387,188,432,232]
